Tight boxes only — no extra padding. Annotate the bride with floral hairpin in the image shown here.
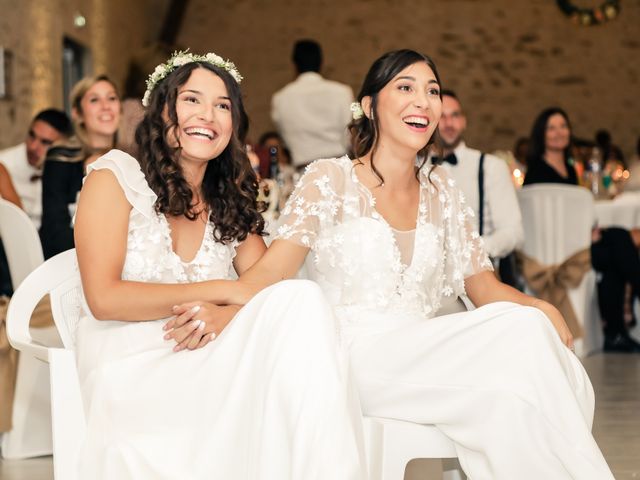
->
[73,51,365,479]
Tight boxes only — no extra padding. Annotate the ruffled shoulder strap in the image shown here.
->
[85,149,157,218]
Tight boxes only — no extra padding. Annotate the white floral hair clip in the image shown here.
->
[350,101,364,120]
[142,50,243,107]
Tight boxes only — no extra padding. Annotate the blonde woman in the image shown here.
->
[40,75,121,258]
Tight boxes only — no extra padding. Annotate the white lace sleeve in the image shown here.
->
[448,175,494,279]
[433,168,493,294]
[275,159,346,248]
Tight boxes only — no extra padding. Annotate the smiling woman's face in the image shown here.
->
[545,113,571,152]
[368,61,442,154]
[78,80,120,139]
[172,67,233,164]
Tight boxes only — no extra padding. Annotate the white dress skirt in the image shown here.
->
[75,150,365,480]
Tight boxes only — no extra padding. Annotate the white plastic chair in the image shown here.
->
[5,249,85,479]
[0,198,58,458]
[364,417,461,480]
[517,184,603,356]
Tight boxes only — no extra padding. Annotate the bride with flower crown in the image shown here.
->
[73,52,365,479]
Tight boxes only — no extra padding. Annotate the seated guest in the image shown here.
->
[625,136,640,192]
[0,163,22,294]
[595,129,625,168]
[435,90,524,287]
[40,75,121,259]
[524,107,640,353]
[0,109,72,228]
[0,164,21,208]
[257,131,296,210]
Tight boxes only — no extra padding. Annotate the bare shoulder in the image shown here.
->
[80,167,130,211]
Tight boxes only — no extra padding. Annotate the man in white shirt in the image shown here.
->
[0,109,71,228]
[436,90,524,284]
[271,40,354,169]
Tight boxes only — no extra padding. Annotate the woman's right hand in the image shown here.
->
[163,302,241,352]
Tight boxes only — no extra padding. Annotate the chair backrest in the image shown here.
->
[517,184,594,265]
[0,198,44,289]
[6,249,86,480]
[6,249,83,354]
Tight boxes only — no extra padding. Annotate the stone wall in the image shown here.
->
[177,0,639,158]
[0,0,158,148]
[2,0,638,158]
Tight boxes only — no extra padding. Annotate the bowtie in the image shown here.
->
[432,153,457,165]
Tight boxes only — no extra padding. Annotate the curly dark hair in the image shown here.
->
[134,61,264,243]
[349,49,443,185]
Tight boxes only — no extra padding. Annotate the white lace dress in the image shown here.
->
[276,157,614,480]
[74,150,365,480]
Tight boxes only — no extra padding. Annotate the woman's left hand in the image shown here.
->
[163,302,241,352]
[532,300,574,351]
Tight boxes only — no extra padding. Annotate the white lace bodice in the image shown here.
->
[86,150,238,284]
[276,156,493,318]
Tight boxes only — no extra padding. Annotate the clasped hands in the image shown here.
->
[163,302,240,352]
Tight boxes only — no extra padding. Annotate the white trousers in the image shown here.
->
[345,302,614,480]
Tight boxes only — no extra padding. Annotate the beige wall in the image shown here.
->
[0,0,155,148]
[177,0,639,158]
[2,1,638,157]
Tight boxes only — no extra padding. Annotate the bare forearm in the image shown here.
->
[466,271,537,308]
[85,278,237,321]
[465,271,574,348]
[236,239,309,303]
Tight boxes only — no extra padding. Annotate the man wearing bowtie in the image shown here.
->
[435,90,524,285]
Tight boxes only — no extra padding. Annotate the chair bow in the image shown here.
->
[516,248,591,338]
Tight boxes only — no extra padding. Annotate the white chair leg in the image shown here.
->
[49,349,86,480]
[1,354,52,458]
[443,458,466,480]
[381,455,411,480]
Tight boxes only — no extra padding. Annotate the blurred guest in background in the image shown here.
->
[625,136,640,192]
[117,63,147,157]
[271,39,353,170]
[40,75,121,259]
[595,129,625,168]
[513,137,529,172]
[435,90,523,287]
[0,165,21,208]
[0,109,72,228]
[524,107,640,353]
[257,131,296,210]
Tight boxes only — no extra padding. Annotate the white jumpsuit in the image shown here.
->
[276,156,614,479]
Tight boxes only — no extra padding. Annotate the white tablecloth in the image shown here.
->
[595,192,640,229]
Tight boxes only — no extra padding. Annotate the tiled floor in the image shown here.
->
[1,352,639,479]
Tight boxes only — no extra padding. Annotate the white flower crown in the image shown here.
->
[142,50,243,107]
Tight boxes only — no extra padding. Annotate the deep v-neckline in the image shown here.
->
[349,161,424,271]
[160,214,211,265]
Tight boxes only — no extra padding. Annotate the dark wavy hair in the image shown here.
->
[526,107,572,167]
[349,49,443,185]
[135,61,264,243]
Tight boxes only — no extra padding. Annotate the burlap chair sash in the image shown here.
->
[516,249,591,339]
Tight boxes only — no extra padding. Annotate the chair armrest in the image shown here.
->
[9,339,56,363]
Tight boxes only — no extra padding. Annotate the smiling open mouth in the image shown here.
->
[403,116,429,128]
[184,127,217,140]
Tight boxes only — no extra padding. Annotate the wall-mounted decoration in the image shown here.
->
[556,0,621,26]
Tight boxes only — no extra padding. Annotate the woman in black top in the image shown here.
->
[524,107,640,353]
[40,75,121,259]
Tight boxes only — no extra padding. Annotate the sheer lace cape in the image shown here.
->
[276,156,493,318]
